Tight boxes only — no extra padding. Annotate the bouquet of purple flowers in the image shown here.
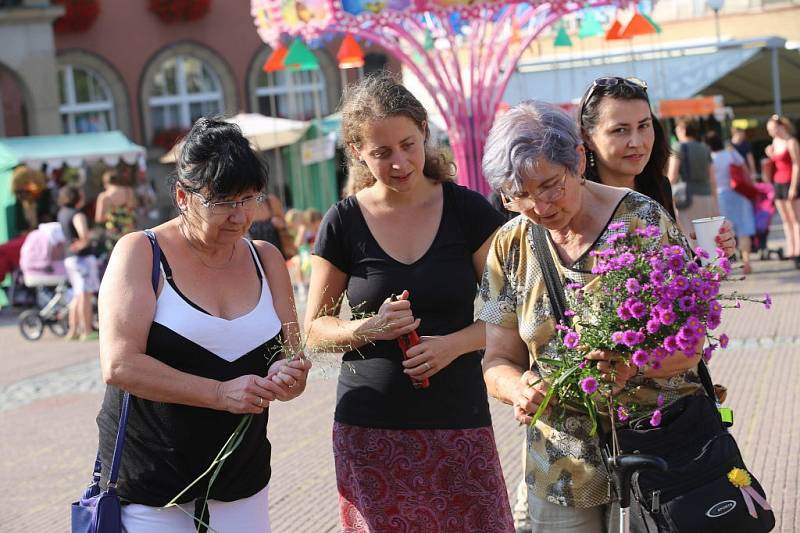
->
[532,223,771,434]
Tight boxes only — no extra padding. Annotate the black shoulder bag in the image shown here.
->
[531,224,774,533]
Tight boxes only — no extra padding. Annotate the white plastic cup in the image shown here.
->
[692,216,725,265]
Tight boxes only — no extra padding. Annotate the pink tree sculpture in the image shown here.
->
[252,0,635,194]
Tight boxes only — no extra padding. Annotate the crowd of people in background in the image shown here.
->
[1,68,794,532]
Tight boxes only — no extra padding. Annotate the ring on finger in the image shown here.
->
[258,396,263,407]
[288,380,296,389]
[424,362,432,371]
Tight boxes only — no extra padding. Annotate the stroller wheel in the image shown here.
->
[18,310,45,341]
[48,314,70,337]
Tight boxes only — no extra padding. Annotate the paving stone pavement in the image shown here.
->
[0,251,797,532]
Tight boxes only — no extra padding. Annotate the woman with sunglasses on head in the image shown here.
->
[480,100,707,533]
[765,114,800,267]
[94,117,310,532]
[578,77,735,257]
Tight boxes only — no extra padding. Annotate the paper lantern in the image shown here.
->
[554,25,573,47]
[337,33,365,69]
[621,12,658,39]
[284,39,320,71]
[263,44,288,72]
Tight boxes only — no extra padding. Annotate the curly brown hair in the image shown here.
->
[339,72,454,191]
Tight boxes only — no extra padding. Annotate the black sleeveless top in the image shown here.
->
[97,237,283,506]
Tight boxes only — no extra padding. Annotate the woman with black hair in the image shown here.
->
[577,77,735,256]
[95,116,310,532]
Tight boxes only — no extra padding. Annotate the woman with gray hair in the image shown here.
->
[478,100,704,532]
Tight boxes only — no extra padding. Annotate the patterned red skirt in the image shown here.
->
[333,422,515,533]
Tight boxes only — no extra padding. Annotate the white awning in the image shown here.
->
[159,113,310,164]
[505,36,799,118]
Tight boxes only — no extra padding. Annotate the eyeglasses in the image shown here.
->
[579,77,649,122]
[500,168,569,213]
[188,190,265,215]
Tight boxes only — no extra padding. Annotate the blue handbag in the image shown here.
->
[71,230,161,532]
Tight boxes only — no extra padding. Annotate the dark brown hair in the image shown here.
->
[578,80,671,213]
[339,72,454,191]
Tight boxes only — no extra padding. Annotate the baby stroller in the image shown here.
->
[752,182,783,261]
[17,223,71,340]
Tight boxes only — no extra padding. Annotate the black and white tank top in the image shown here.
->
[97,236,284,507]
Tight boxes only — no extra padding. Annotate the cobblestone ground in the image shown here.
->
[0,237,797,532]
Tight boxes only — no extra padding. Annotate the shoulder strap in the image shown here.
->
[531,224,569,327]
[100,230,161,491]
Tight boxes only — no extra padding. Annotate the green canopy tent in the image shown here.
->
[0,143,18,245]
[0,131,146,243]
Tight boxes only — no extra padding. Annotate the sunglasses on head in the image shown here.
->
[579,77,649,120]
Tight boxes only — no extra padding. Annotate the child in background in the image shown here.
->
[288,208,322,299]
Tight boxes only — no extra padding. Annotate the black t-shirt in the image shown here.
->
[314,181,504,429]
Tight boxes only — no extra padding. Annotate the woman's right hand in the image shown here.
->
[513,370,550,425]
[216,375,277,414]
[361,289,421,341]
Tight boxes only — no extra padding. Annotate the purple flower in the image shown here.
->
[608,222,626,231]
[607,232,627,244]
[703,346,715,362]
[617,305,633,321]
[667,255,685,272]
[686,261,699,273]
[649,257,666,272]
[719,257,732,275]
[764,294,772,309]
[632,349,649,367]
[651,347,668,361]
[611,331,625,345]
[564,309,576,317]
[658,308,677,326]
[646,318,661,334]
[563,331,581,349]
[566,282,583,290]
[649,270,665,285]
[677,334,698,353]
[716,247,726,258]
[694,247,710,259]
[719,333,730,349]
[650,360,662,370]
[663,335,680,353]
[617,406,629,422]
[622,330,644,348]
[707,315,721,331]
[709,301,722,315]
[580,377,599,395]
[656,394,665,407]
[629,300,647,319]
[672,275,689,291]
[618,252,636,267]
[579,359,588,369]
[650,409,663,427]
[678,296,695,312]
[625,278,641,294]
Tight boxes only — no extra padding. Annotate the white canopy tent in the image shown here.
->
[159,113,310,164]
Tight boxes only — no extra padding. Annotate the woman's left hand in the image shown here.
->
[714,220,736,258]
[402,336,458,380]
[264,355,311,400]
[584,349,638,394]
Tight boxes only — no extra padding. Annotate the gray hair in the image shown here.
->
[482,100,582,194]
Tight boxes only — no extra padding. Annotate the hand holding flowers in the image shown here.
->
[529,222,771,434]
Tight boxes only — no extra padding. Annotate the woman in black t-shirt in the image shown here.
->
[305,74,514,532]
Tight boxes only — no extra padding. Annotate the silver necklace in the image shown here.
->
[179,224,236,270]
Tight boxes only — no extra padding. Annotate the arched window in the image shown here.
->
[58,65,115,134]
[254,69,328,121]
[148,55,223,138]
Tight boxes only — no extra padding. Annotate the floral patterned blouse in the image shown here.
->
[478,191,703,509]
